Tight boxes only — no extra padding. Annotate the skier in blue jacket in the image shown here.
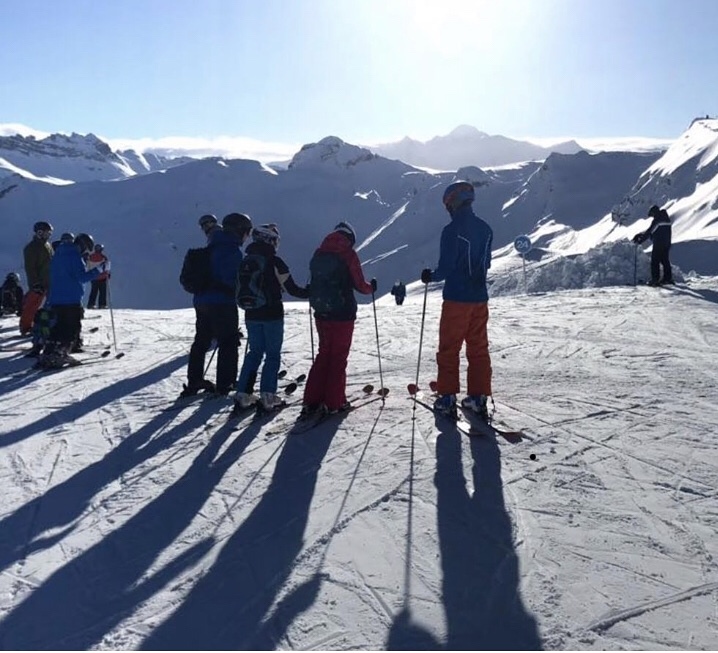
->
[38,233,102,368]
[421,180,494,419]
[182,212,253,398]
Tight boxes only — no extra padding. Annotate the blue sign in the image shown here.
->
[514,235,532,254]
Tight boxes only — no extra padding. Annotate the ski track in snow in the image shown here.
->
[0,281,717,650]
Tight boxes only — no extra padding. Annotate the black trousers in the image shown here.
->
[188,303,239,391]
[48,304,83,349]
[88,279,108,308]
[651,244,673,283]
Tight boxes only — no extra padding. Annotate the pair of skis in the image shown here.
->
[288,384,389,434]
[407,381,523,443]
[227,373,308,419]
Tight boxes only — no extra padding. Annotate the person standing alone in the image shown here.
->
[632,204,673,286]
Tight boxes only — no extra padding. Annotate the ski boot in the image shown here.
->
[433,394,457,418]
[461,395,489,422]
[179,378,216,398]
[259,392,285,412]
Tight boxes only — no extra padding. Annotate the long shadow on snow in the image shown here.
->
[141,418,343,650]
[0,356,195,576]
[666,285,718,305]
[435,422,542,650]
[0,354,186,449]
[0,410,264,649]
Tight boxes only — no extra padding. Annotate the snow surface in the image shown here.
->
[0,258,717,649]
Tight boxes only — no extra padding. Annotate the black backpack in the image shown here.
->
[179,246,214,295]
[309,251,348,314]
[236,253,269,310]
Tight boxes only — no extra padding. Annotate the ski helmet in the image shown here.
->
[222,212,253,236]
[648,205,661,218]
[252,223,280,248]
[60,232,75,243]
[74,233,95,255]
[334,221,356,246]
[33,220,53,235]
[198,214,217,231]
[94,243,104,252]
[442,181,475,213]
[5,272,20,284]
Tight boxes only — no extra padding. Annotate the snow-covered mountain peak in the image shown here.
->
[288,136,378,169]
[445,124,488,139]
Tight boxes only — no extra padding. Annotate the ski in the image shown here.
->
[289,384,381,434]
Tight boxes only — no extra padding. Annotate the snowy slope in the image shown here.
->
[0,271,716,649]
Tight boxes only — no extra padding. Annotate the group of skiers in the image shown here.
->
[4,222,112,367]
[180,180,496,421]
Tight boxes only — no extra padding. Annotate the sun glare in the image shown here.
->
[405,0,504,57]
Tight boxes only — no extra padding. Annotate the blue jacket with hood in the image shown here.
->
[193,227,244,306]
[47,242,100,306]
[431,204,493,303]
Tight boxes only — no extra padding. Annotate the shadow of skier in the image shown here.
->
[140,419,342,650]
[434,421,542,650]
[0,411,264,649]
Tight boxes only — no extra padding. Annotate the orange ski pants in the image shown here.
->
[19,290,45,335]
[436,300,492,397]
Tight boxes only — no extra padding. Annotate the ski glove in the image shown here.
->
[370,278,377,293]
[632,233,646,244]
[421,268,432,284]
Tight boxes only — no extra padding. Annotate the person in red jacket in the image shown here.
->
[87,243,110,308]
[302,222,376,416]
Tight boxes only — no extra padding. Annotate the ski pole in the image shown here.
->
[633,243,638,287]
[106,280,124,359]
[204,343,218,377]
[413,281,429,401]
[308,304,315,363]
[371,288,386,401]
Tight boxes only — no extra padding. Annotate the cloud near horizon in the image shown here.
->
[0,123,673,163]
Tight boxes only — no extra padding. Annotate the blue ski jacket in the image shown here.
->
[431,204,493,303]
[193,228,244,306]
[47,242,100,306]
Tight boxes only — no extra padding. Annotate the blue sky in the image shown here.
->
[1,0,716,148]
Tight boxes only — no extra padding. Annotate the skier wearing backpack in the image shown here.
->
[421,181,493,421]
[302,222,376,416]
[0,273,24,316]
[182,212,252,397]
[234,224,309,412]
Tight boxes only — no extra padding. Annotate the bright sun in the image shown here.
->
[406,0,504,57]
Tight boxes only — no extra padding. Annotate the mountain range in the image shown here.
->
[1,119,716,309]
[370,124,584,169]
